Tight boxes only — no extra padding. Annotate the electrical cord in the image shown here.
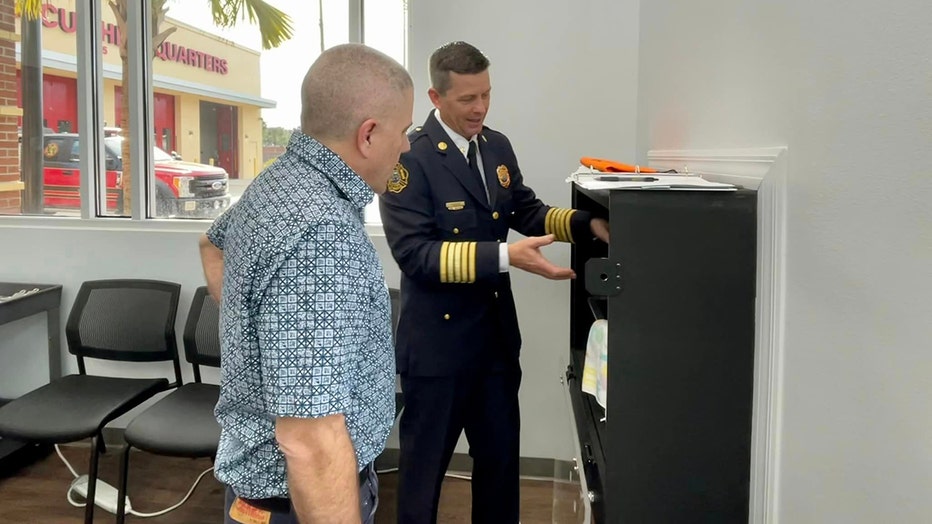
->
[56,443,214,517]
[127,466,214,518]
[444,472,472,481]
[57,444,87,509]
[375,465,472,482]
[56,444,80,479]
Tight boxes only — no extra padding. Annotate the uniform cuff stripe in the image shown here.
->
[546,208,577,243]
[440,242,479,283]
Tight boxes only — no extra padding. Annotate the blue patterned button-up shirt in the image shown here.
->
[206,132,395,499]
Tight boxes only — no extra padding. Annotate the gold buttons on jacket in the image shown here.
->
[444,314,451,320]
[453,228,460,235]
[438,141,448,151]
[492,211,500,220]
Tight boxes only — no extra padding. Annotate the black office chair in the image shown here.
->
[116,286,221,523]
[0,279,182,524]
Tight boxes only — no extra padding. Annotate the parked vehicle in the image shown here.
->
[41,133,230,218]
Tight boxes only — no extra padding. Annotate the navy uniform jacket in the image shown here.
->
[380,113,592,377]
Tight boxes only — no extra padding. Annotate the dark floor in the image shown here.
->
[0,444,585,523]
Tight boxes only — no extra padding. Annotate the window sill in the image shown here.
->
[0,215,213,234]
[0,214,386,237]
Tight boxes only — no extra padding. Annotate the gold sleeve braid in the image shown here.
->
[439,242,478,283]
[545,208,577,243]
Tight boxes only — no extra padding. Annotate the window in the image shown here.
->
[1,2,53,216]
[167,0,408,225]
[363,0,408,224]
[0,0,407,223]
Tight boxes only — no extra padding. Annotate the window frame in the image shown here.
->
[75,0,105,220]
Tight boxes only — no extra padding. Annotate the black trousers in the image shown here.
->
[396,366,522,524]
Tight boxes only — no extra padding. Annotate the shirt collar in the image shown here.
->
[285,131,374,210]
[433,109,475,158]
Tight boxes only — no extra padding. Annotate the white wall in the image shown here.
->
[638,1,932,521]
[407,0,641,460]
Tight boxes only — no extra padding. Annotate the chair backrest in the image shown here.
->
[183,286,221,382]
[65,279,182,380]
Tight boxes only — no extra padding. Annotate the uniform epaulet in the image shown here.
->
[408,125,428,140]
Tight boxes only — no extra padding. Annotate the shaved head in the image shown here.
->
[301,43,413,142]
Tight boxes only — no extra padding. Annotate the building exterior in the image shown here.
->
[0,0,272,214]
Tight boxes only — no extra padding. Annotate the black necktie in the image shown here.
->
[467,141,488,201]
[467,140,481,178]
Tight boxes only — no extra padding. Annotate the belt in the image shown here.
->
[243,466,370,514]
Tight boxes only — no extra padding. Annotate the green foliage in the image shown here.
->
[207,0,294,49]
[262,124,296,147]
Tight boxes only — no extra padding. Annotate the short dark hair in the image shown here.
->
[429,41,490,95]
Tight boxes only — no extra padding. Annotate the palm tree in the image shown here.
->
[15,0,293,215]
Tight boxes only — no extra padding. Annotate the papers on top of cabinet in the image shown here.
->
[566,166,736,191]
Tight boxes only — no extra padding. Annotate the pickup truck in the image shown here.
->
[41,133,231,218]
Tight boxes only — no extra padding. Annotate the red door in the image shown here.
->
[114,87,176,150]
[216,105,238,178]
[44,76,78,132]
[154,94,176,153]
[16,72,77,132]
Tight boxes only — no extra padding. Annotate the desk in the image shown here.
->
[0,282,63,472]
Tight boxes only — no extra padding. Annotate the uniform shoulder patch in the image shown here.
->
[388,163,409,193]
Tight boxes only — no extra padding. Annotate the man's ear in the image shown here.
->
[428,88,442,109]
[357,119,377,157]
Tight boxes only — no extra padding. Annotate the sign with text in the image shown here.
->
[39,4,230,75]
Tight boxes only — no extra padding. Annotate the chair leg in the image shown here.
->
[116,444,132,524]
[84,435,100,524]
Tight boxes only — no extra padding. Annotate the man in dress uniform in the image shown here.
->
[379,41,609,524]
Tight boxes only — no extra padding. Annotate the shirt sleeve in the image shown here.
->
[499,242,509,272]
[255,221,370,419]
[205,204,236,249]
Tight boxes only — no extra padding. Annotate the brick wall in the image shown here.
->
[0,0,21,214]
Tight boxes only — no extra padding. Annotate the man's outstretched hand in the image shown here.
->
[508,235,576,280]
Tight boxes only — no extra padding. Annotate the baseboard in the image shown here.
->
[649,146,788,524]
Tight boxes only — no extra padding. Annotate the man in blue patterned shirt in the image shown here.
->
[199,43,413,524]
